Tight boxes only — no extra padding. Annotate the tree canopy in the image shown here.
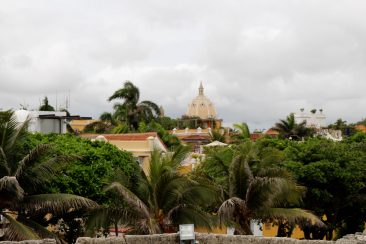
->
[39,96,55,111]
[25,133,140,204]
[107,81,161,130]
[0,111,97,242]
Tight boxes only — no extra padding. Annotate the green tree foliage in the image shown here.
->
[209,130,226,143]
[273,113,313,140]
[281,137,366,239]
[25,133,140,204]
[156,116,178,130]
[138,121,181,149]
[83,121,112,134]
[232,122,251,142]
[196,141,319,235]
[108,81,161,130]
[328,118,356,136]
[39,96,55,111]
[355,118,366,126]
[0,111,97,242]
[88,146,217,235]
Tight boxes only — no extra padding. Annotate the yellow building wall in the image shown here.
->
[70,119,96,132]
[108,140,152,175]
[179,165,193,174]
[195,226,227,234]
[262,223,305,239]
[109,140,150,152]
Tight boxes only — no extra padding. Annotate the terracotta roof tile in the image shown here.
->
[180,135,211,141]
[265,128,279,135]
[101,132,158,141]
[80,132,158,141]
[355,125,366,133]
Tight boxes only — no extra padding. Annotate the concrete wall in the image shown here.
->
[75,233,366,244]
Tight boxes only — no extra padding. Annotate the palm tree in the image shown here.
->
[209,130,225,143]
[39,96,55,111]
[232,122,251,142]
[88,146,216,235]
[200,141,320,234]
[108,81,161,130]
[0,111,97,241]
[273,113,310,139]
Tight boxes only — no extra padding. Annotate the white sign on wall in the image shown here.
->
[179,224,195,241]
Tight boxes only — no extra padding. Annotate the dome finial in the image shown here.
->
[199,81,204,95]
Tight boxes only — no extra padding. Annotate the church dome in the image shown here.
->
[186,82,217,119]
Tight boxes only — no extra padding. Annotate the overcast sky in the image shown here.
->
[1,0,366,130]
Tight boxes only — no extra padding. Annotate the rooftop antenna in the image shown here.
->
[68,89,71,110]
[56,91,58,111]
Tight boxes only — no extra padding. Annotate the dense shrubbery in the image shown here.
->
[25,133,140,204]
[255,136,366,239]
[33,134,364,240]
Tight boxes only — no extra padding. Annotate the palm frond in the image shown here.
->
[14,144,52,178]
[108,81,140,104]
[136,218,161,234]
[229,155,252,198]
[19,154,78,193]
[245,176,290,210]
[218,197,246,224]
[1,213,40,241]
[17,217,63,244]
[85,206,135,237]
[5,114,29,154]
[233,122,250,139]
[256,208,324,227]
[169,145,191,167]
[139,101,161,116]
[105,182,151,220]
[0,176,24,208]
[165,204,213,229]
[20,194,98,215]
[0,146,11,175]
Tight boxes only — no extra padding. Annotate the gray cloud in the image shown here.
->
[0,0,366,130]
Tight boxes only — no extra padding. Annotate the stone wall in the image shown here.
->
[76,234,323,244]
[3,233,365,244]
[75,233,365,244]
[0,239,55,244]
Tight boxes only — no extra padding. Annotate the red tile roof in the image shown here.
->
[355,125,366,133]
[265,128,279,135]
[80,132,168,151]
[250,133,263,141]
[80,132,158,141]
[180,135,211,141]
[101,132,158,141]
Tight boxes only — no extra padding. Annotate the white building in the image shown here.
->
[294,109,342,141]
[294,109,326,129]
[14,110,68,134]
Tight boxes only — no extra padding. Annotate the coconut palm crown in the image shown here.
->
[273,113,312,140]
[232,122,251,142]
[201,141,321,234]
[0,111,97,241]
[108,81,161,130]
[89,146,216,235]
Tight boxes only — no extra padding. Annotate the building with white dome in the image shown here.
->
[181,82,222,129]
[186,82,217,119]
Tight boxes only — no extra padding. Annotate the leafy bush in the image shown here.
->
[25,133,140,204]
